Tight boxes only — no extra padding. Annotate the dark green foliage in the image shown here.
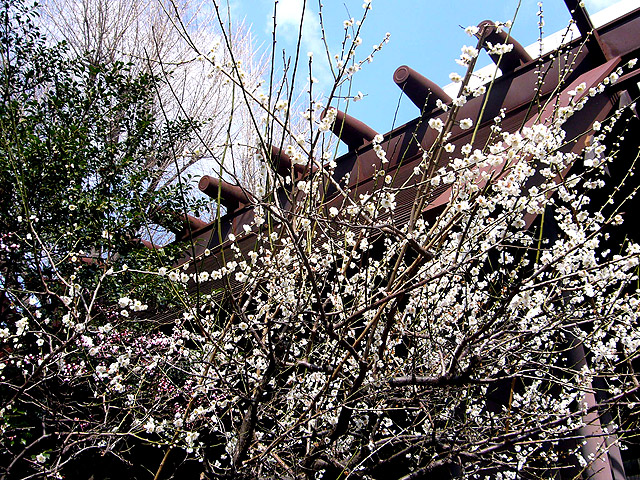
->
[0,0,197,310]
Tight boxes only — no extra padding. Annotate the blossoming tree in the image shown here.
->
[1,0,640,479]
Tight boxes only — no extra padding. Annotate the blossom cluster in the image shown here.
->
[3,2,640,478]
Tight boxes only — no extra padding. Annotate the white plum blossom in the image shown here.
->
[465,25,479,36]
[459,118,473,129]
[449,72,462,83]
[452,95,467,107]
[486,41,514,55]
[428,118,444,132]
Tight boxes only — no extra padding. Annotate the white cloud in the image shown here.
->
[268,0,331,86]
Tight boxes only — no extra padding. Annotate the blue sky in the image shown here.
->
[231,0,630,134]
